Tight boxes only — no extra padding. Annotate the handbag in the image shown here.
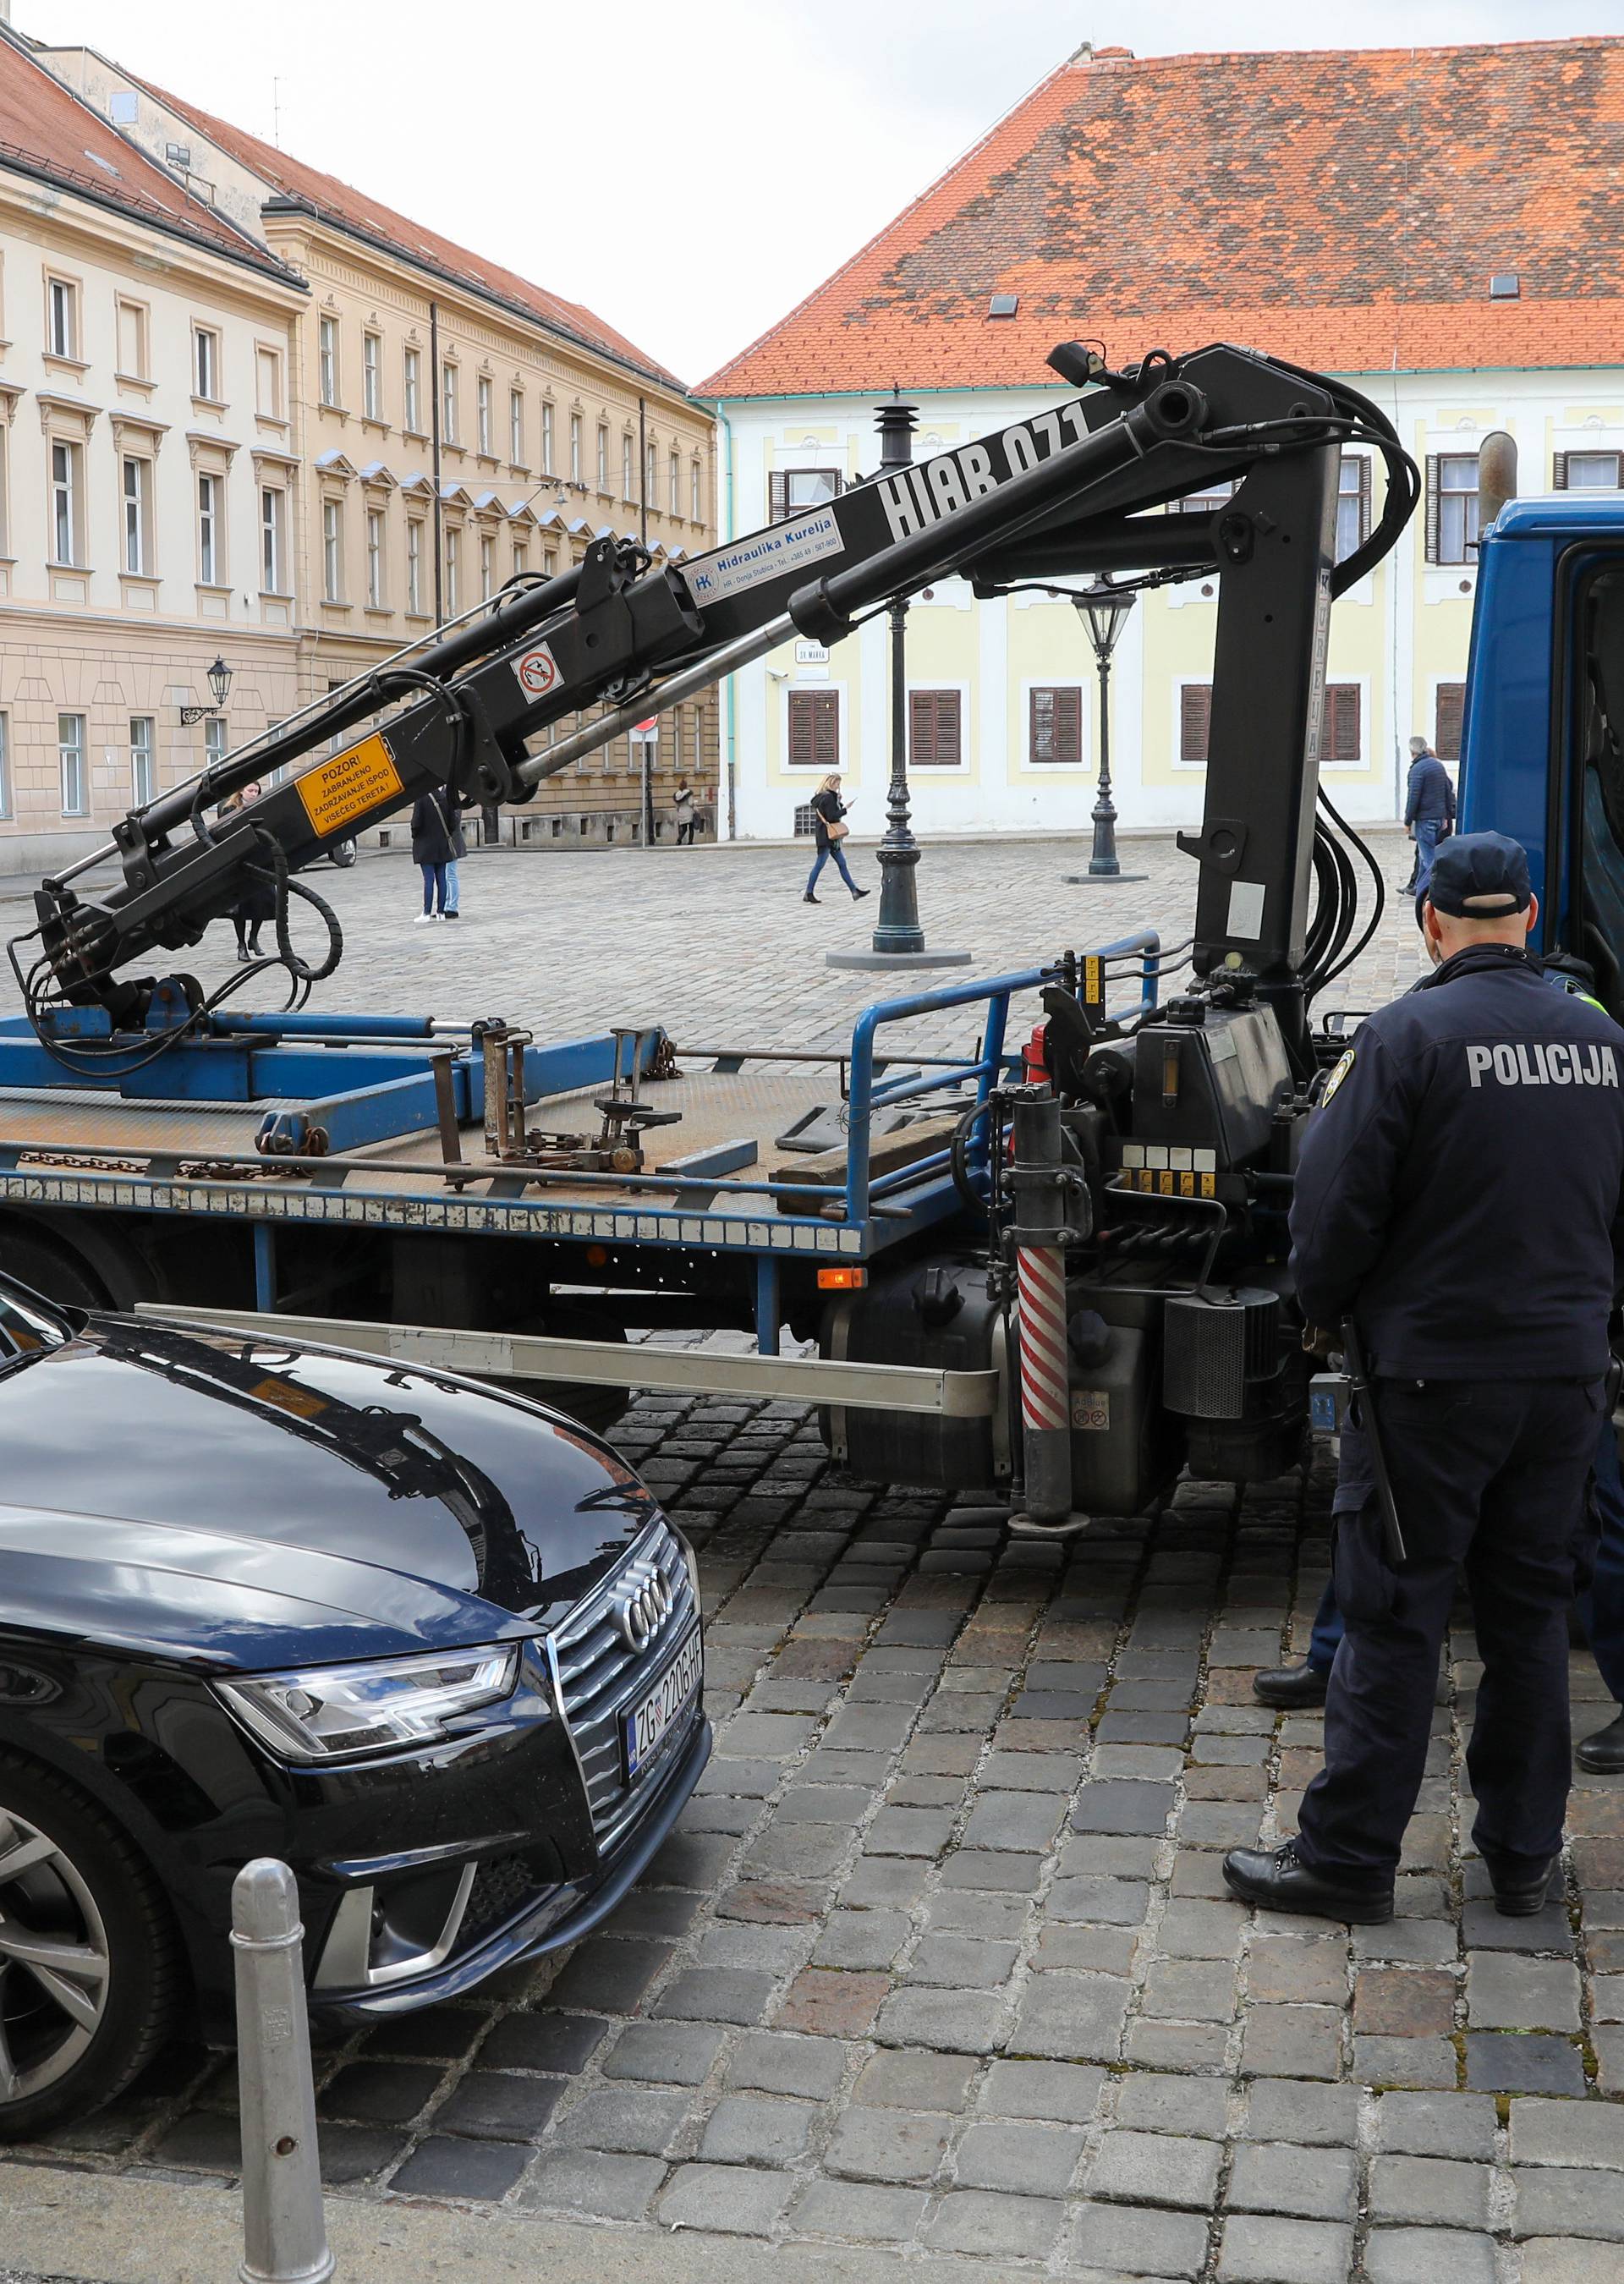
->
[826,817,848,843]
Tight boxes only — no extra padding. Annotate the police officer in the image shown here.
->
[1224,832,1624,1924]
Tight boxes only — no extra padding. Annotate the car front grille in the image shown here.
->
[550,1516,700,1856]
[460,1850,548,1943]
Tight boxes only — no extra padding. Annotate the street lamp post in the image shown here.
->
[181,656,233,727]
[827,398,971,971]
[1065,580,1146,885]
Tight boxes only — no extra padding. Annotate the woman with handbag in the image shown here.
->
[804,773,869,904]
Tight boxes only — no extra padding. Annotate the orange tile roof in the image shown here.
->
[700,37,1624,398]
[144,83,688,395]
[0,30,299,286]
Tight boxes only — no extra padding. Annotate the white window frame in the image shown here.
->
[403,347,421,433]
[512,537,529,579]
[261,485,286,595]
[477,376,493,455]
[255,344,283,420]
[204,715,228,771]
[46,276,77,360]
[116,298,149,381]
[445,524,460,614]
[318,316,338,408]
[645,439,656,502]
[58,711,86,815]
[597,423,608,491]
[668,450,680,516]
[569,412,582,484]
[691,458,702,522]
[406,516,424,613]
[50,438,80,567]
[194,325,220,402]
[0,713,10,817]
[129,715,156,805]
[441,361,458,445]
[623,435,634,501]
[122,454,151,575]
[362,331,381,420]
[541,399,555,475]
[509,388,524,465]
[321,497,343,602]
[1436,454,1480,567]
[365,505,385,607]
[198,470,222,585]
[480,530,495,601]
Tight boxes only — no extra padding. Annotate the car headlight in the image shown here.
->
[216,1644,520,1763]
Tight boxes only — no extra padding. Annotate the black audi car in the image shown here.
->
[0,1278,707,2139]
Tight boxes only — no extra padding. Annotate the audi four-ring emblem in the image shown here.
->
[616,1564,674,1653]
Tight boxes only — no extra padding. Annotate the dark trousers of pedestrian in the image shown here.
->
[420,860,448,916]
[678,817,697,845]
[1296,1375,1603,1891]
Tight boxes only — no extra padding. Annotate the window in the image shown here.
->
[50,439,80,565]
[691,457,703,523]
[1435,682,1466,762]
[407,517,424,612]
[480,531,494,601]
[1558,452,1623,490]
[366,506,384,607]
[1180,684,1212,765]
[116,299,148,378]
[513,537,529,579]
[122,455,151,574]
[260,486,286,592]
[321,498,343,601]
[570,412,583,484]
[197,471,221,584]
[403,347,421,432]
[129,716,156,806]
[362,332,381,420]
[1428,453,1479,565]
[543,546,557,578]
[1175,477,1237,515]
[477,376,492,455]
[623,435,634,500]
[509,388,524,464]
[58,713,86,815]
[669,451,680,515]
[0,714,9,818]
[645,440,656,502]
[787,687,839,769]
[255,345,283,419]
[541,399,554,475]
[1029,685,1084,765]
[445,525,460,613]
[205,715,228,771]
[597,423,608,491]
[46,277,76,360]
[1321,683,1362,763]
[769,467,842,521]
[909,689,963,766]
[1336,455,1372,564]
[441,360,458,444]
[318,316,338,408]
[194,326,219,401]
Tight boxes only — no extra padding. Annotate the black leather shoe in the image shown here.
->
[1577,1711,1624,1774]
[1222,1839,1393,1924]
[1484,1857,1558,1917]
[1252,1661,1330,1710]
[803,892,820,904]
[851,887,871,899]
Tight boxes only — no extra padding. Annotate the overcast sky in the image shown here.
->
[19,0,1624,386]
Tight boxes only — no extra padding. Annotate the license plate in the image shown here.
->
[623,1628,701,1779]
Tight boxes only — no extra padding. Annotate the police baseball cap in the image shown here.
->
[1425,831,1532,919]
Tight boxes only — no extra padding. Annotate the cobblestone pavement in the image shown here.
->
[11,831,1624,2281]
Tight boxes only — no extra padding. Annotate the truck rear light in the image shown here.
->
[818,1266,867,1289]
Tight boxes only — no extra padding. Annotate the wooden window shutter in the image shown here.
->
[1030,685,1083,763]
[910,690,935,764]
[1359,453,1372,540]
[1424,454,1440,563]
[1435,682,1466,760]
[937,690,961,763]
[1324,684,1361,763]
[787,689,813,766]
[1553,452,1568,490]
[769,471,787,522]
[1179,684,1211,764]
[815,689,839,769]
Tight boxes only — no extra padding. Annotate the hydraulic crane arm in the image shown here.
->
[19,341,1415,1052]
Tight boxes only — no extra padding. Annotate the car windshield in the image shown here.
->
[0,1281,72,1364]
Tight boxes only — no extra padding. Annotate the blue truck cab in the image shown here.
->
[1460,491,1624,1002]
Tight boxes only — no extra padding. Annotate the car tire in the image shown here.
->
[0,1226,111,1313]
[0,1753,181,2140]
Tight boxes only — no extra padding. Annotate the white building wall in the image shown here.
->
[715,368,1624,841]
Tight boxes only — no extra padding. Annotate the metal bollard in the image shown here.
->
[232,1858,335,2284]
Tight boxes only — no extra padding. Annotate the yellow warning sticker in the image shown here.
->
[1084,956,1103,1005]
[294,732,403,839]
[249,1375,328,1419]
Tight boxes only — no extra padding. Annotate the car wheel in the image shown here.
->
[0,1754,181,2140]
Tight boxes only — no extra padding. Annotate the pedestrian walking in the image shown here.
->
[674,778,698,845]
[1224,832,1624,1924]
[220,782,273,960]
[410,787,459,924]
[1405,734,1456,908]
[804,773,870,904]
[441,791,466,920]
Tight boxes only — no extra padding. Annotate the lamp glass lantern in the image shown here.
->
[206,656,233,709]
[1074,578,1134,663]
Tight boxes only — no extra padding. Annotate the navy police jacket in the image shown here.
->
[1289,944,1624,1377]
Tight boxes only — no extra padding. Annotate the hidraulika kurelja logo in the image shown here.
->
[1320,1046,1356,1105]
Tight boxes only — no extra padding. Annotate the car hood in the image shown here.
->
[0,1316,661,1670]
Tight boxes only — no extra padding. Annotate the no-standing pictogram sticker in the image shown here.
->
[512,640,561,700]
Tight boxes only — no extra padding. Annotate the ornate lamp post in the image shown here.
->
[1065,580,1145,884]
[181,656,233,727]
[828,397,970,971]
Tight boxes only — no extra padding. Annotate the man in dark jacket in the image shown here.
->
[1224,832,1624,1924]
[1405,735,1457,905]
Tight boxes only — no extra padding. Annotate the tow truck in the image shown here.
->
[0,338,1461,1525]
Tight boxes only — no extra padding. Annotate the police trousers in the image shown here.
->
[1296,1375,1604,1889]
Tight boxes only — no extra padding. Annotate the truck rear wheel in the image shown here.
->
[0,1227,112,1314]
